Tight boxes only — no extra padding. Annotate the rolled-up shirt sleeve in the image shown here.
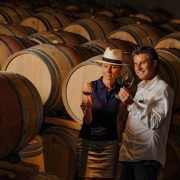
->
[127,86,174,129]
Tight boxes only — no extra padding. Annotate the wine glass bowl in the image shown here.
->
[82,82,92,96]
[115,73,134,100]
[81,82,92,112]
[121,73,134,88]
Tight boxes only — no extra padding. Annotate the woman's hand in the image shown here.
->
[118,87,134,105]
[80,95,92,124]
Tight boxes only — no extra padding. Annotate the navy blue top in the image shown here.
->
[79,77,121,141]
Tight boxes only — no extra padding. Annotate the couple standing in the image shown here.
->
[77,46,174,180]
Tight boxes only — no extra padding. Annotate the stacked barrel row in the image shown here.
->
[0,0,179,179]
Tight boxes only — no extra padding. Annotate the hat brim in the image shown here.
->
[92,59,129,66]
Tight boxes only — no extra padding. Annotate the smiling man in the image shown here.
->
[118,46,174,180]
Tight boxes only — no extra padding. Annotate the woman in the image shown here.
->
[77,47,128,179]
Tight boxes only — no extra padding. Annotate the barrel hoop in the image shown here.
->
[132,24,153,45]
[43,127,77,156]
[16,74,43,138]
[19,146,43,157]
[106,39,132,54]
[38,35,52,44]
[26,48,56,107]
[0,23,16,36]
[0,38,13,55]
[32,36,50,44]
[7,7,22,21]
[73,33,85,44]
[81,43,104,54]
[53,15,63,28]
[106,39,120,48]
[120,27,143,46]
[78,22,95,40]
[90,44,105,53]
[12,36,27,49]
[27,47,61,109]
[65,43,85,59]
[34,15,52,30]
[51,31,66,43]
[35,49,62,110]
[158,54,178,95]
[0,8,12,23]
[28,32,40,39]
[163,36,180,42]
[27,37,41,44]
[55,46,74,68]
[90,19,106,37]
[14,24,29,35]
[10,73,37,148]
[0,73,25,153]
[160,50,179,94]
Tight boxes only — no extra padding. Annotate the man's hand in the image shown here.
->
[118,87,134,105]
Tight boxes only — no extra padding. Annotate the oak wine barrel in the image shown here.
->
[170,112,180,135]
[0,23,37,38]
[0,173,59,180]
[170,18,180,25]
[96,10,115,19]
[63,17,115,41]
[0,6,30,24]
[21,12,71,33]
[111,6,134,17]
[37,11,72,24]
[113,16,149,28]
[158,23,180,34]
[155,32,180,49]
[130,10,170,25]
[35,7,61,14]
[158,134,180,180]
[0,72,43,159]
[19,135,45,172]
[81,38,136,66]
[156,48,180,111]
[0,34,33,69]
[42,124,79,180]
[2,44,96,113]
[28,30,87,45]
[70,12,93,20]
[108,23,165,46]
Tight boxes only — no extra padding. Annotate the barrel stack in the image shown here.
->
[0,0,179,179]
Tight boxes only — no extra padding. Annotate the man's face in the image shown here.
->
[133,53,157,81]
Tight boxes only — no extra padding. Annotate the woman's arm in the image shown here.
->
[81,96,92,125]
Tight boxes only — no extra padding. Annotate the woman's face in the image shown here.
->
[102,63,121,82]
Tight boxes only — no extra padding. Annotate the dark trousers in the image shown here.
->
[120,160,162,180]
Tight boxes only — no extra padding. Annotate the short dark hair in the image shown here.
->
[132,46,158,63]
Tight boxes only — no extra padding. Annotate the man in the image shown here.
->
[118,46,174,180]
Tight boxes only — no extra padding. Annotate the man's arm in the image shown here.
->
[128,86,174,129]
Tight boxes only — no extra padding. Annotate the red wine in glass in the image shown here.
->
[82,91,92,96]
[81,82,92,112]
[82,82,92,96]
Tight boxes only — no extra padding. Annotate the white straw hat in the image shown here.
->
[93,47,128,66]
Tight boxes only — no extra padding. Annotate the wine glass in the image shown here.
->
[115,73,134,99]
[81,82,92,112]
[82,82,92,96]
[121,73,134,88]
